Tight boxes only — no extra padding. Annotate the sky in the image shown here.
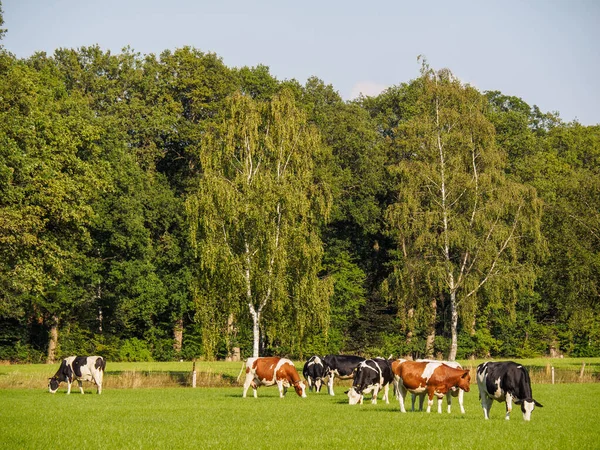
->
[2,0,599,125]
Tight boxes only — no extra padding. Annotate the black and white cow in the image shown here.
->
[48,356,106,394]
[303,356,326,393]
[346,358,394,405]
[322,354,365,396]
[477,361,543,421]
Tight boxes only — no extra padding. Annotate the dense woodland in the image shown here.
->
[1,7,599,363]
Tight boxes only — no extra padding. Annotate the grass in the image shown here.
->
[0,383,599,449]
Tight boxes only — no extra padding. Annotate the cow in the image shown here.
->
[477,361,543,421]
[242,357,307,398]
[346,358,394,405]
[48,356,105,394]
[395,360,471,413]
[407,359,466,413]
[322,354,365,396]
[303,355,326,393]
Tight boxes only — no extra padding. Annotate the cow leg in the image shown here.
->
[327,374,335,396]
[458,389,465,414]
[480,394,493,419]
[371,386,380,405]
[411,393,416,411]
[505,394,513,420]
[426,388,435,413]
[77,379,84,394]
[419,393,425,411]
[66,380,72,395]
[242,373,254,398]
[446,392,452,414]
[426,395,434,413]
[398,385,408,413]
[382,384,389,404]
[277,381,285,398]
[315,378,322,393]
[437,395,443,414]
[94,372,103,394]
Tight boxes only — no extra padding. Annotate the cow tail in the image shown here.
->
[236,361,246,383]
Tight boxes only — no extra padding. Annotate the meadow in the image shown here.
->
[1,359,599,449]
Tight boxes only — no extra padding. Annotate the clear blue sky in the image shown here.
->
[3,0,599,125]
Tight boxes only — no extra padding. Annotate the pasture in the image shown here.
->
[1,360,599,449]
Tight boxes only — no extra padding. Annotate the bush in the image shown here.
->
[118,338,153,362]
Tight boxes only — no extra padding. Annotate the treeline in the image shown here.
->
[1,24,599,362]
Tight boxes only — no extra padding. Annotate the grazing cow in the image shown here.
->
[242,357,307,398]
[408,359,466,414]
[303,356,326,393]
[477,361,543,421]
[322,354,365,396]
[48,356,105,394]
[346,358,395,405]
[395,360,471,413]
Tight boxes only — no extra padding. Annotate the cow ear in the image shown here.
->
[534,400,543,407]
[462,370,470,379]
[344,390,349,394]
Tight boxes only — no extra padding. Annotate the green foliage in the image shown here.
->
[0,41,598,361]
[118,338,153,362]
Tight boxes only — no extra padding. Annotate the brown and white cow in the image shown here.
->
[242,357,307,398]
[412,359,466,413]
[394,360,471,413]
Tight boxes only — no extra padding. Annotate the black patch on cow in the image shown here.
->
[94,357,106,372]
[323,355,366,378]
[59,359,74,382]
[72,356,89,378]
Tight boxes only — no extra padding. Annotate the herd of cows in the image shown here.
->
[47,354,543,421]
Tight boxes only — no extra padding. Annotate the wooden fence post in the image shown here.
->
[580,362,586,381]
[551,366,555,385]
[192,360,197,388]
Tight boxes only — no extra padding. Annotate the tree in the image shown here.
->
[0,1,6,44]
[186,89,332,358]
[385,61,543,360]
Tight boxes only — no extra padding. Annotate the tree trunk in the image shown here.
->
[406,308,414,343]
[425,297,437,358]
[173,317,184,354]
[448,291,458,361]
[225,313,241,361]
[47,315,58,364]
[250,307,260,358]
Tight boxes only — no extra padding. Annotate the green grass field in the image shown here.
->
[1,381,599,448]
[1,359,599,449]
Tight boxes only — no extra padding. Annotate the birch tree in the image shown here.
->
[187,89,332,358]
[385,61,543,360]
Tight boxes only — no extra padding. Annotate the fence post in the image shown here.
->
[580,361,586,381]
[551,366,555,385]
[192,360,197,388]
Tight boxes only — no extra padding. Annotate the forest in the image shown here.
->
[1,7,599,363]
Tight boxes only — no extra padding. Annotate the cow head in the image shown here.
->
[48,377,60,394]
[345,388,363,405]
[293,380,307,398]
[515,398,543,421]
[457,370,471,392]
